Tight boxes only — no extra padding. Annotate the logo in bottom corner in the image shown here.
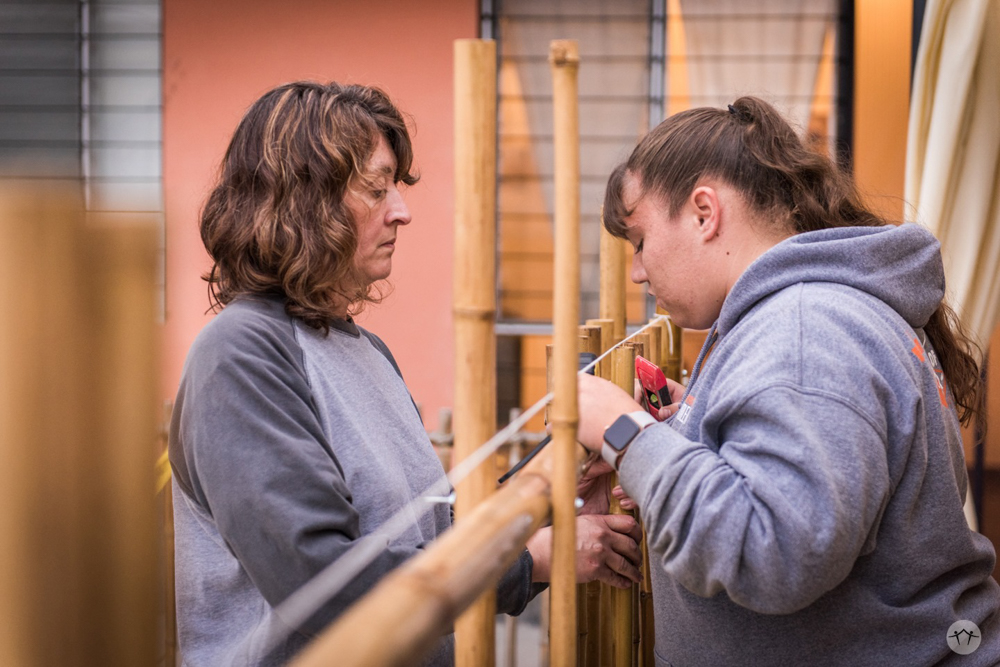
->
[947,620,982,655]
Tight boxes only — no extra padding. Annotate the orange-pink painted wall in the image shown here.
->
[163,0,477,430]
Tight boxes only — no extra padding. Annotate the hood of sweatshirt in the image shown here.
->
[716,223,945,337]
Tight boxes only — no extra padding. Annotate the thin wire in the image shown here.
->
[263,315,669,647]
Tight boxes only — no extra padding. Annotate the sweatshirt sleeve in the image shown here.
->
[170,307,428,637]
[618,382,891,615]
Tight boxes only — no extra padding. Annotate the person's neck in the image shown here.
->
[720,217,793,296]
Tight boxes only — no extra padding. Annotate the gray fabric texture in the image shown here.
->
[620,223,1000,666]
[170,295,534,666]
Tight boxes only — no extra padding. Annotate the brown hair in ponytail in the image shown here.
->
[604,96,982,424]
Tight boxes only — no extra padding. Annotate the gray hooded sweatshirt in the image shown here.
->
[169,295,535,666]
[620,223,1000,666]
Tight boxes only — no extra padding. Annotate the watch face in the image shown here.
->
[604,415,641,452]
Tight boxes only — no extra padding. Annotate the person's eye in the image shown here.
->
[371,189,386,200]
[633,240,643,254]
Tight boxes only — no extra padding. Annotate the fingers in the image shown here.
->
[601,550,642,588]
[612,485,638,511]
[657,404,679,420]
[579,453,614,481]
[601,513,643,543]
[592,526,642,587]
[665,378,685,403]
[574,514,644,588]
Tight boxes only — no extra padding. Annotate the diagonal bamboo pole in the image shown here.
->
[291,470,552,667]
[453,38,499,666]
[549,38,581,667]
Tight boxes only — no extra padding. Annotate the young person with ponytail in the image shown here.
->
[576,96,999,665]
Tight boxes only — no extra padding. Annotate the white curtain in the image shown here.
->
[906,0,1000,532]
[678,0,835,131]
[906,0,1000,350]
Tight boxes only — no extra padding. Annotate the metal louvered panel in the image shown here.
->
[82,0,161,214]
[0,1,81,180]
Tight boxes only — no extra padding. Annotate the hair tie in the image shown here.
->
[728,104,752,124]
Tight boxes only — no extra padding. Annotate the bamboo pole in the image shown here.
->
[549,38,580,667]
[645,326,662,371]
[585,319,614,380]
[577,326,602,666]
[655,312,684,383]
[597,164,629,667]
[453,38,499,666]
[609,344,638,667]
[598,225,629,344]
[0,185,159,665]
[636,337,658,667]
[292,471,552,667]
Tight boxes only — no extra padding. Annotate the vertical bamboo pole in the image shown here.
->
[585,319,614,380]
[0,186,159,665]
[599,225,629,343]
[577,326,602,666]
[598,164,629,667]
[636,334,657,667]
[453,38,499,666]
[655,311,684,383]
[609,345,638,667]
[549,38,580,667]
[582,320,611,666]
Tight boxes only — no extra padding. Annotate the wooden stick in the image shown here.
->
[0,186,159,665]
[598,224,628,344]
[655,311,684,383]
[637,335,658,667]
[453,38,499,666]
[584,320,614,666]
[549,38,580,667]
[585,319,614,379]
[291,471,552,667]
[577,326,603,666]
[608,344,638,667]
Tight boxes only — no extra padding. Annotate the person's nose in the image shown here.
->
[630,253,647,284]
[387,187,411,226]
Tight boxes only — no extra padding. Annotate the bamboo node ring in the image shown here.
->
[452,306,496,320]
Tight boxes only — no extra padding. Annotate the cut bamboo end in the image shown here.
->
[548,39,580,67]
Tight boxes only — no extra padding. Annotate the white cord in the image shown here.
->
[262,315,669,648]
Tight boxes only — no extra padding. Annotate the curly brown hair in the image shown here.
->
[603,96,982,425]
[200,81,418,331]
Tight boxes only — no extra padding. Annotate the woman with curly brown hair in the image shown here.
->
[169,81,642,667]
[576,97,1000,666]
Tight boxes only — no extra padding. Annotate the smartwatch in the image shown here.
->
[601,411,657,471]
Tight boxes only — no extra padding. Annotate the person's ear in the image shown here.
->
[690,186,721,242]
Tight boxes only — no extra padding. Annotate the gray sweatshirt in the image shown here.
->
[620,224,1000,666]
[169,295,534,666]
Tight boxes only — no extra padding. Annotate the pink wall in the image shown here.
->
[163,0,477,430]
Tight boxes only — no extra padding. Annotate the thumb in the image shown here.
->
[601,513,640,539]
